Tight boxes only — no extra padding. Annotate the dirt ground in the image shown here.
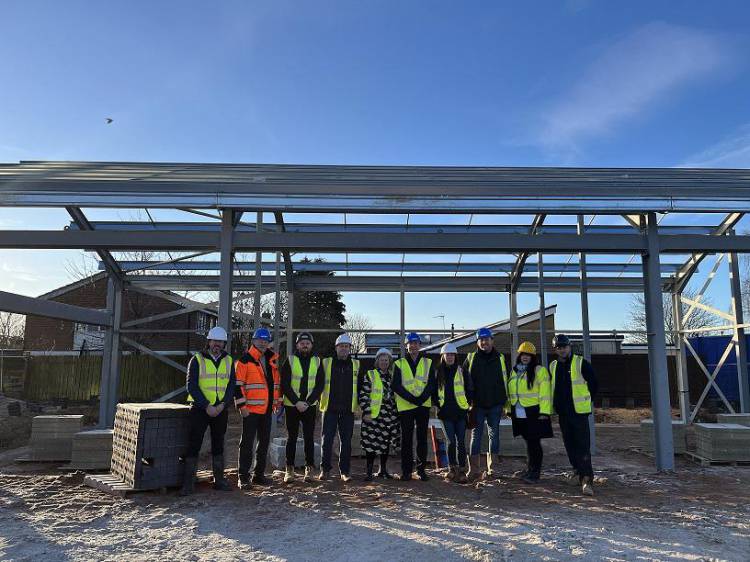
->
[1,413,748,561]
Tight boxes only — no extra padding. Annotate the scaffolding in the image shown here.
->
[2,161,750,471]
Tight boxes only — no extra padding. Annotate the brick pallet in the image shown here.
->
[106,403,190,490]
[694,423,750,463]
[716,413,750,426]
[640,419,687,454]
[64,429,114,470]
[28,415,84,461]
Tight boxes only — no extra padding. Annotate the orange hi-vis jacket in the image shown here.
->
[234,345,282,414]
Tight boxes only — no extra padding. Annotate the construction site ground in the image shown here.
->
[1,411,748,561]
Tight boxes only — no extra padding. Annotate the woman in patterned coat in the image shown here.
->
[359,347,400,481]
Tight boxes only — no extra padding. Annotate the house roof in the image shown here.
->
[421,305,557,353]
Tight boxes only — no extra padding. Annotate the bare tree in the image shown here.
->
[343,312,373,353]
[0,312,25,348]
[626,288,719,344]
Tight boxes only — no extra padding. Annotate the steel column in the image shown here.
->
[219,209,234,337]
[286,289,294,360]
[400,285,406,358]
[509,291,519,355]
[253,211,263,329]
[538,253,547,367]
[641,212,675,470]
[729,249,750,412]
[672,290,691,422]
[274,251,282,347]
[578,215,595,454]
[99,277,122,428]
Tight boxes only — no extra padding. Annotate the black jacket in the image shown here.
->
[462,347,507,409]
[280,354,325,405]
[392,352,436,408]
[552,355,598,416]
[325,356,360,413]
[433,362,473,421]
[186,350,236,409]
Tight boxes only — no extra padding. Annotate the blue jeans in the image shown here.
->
[443,417,467,467]
[470,405,502,456]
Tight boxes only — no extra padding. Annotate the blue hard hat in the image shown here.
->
[476,327,493,340]
[405,332,421,344]
[252,328,272,341]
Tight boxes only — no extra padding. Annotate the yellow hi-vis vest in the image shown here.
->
[320,357,360,412]
[504,365,552,415]
[550,354,592,414]
[394,355,432,412]
[284,355,321,406]
[364,369,385,419]
[437,366,469,410]
[187,353,232,405]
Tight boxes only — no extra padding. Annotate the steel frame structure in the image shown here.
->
[3,161,750,471]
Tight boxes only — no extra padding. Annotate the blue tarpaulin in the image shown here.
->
[687,335,750,402]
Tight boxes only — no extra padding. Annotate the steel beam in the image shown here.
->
[509,291,519,355]
[538,253,548,368]
[729,249,750,412]
[66,207,124,280]
[0,290,110,326]
[642,212,675,470]
[9,229,750,253]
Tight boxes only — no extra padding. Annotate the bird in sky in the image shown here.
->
[105,117,113,124]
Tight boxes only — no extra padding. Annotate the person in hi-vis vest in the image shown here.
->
[181,326,236,496]
[392,332,436,481]
[550,334,598,496]
[319,333,360,482]
[280,332,324,483]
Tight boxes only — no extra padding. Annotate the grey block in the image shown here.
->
[640,419,687,454]
[716,413,750,427]
[69,429,114,470]
[29,415,84,461]
[695,423,750,461]
[269,437,322,468]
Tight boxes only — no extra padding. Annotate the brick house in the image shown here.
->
[23,273,216,355]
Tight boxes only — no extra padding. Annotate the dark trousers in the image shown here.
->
[443,417,467,467]
[558,412,594,479]
[185,405,228,457]
[525,437,543,475]
[321,410,355,474]
[238,412,272,478]
[285,405,318,467]
[399,407,430,475]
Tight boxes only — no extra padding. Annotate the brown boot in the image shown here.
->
[445,465,457,481]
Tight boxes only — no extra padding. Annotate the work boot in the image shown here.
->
[581,476,594,496]
[445,465,457,481]
[522,471,540,484]
[562,470,580,485]
[238,474,251,490]
[467,455,482,481]
[319,469,330,481]
[483,453,500,479]
[179,456,198,496]
[283,465,295,483]
[455,469,468,484]
[251,473,270,486]
[341,473,352,482]
[364,457,375,481]
[303,465,314,482]
[417,469,429,482]
[399,472,413,481]
[212,455,231,491]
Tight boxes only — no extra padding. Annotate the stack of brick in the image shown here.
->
[110,403,189,490]
[69,429,114,470]
[269,437,322,468]
[716,413,750,427]
[640,419,687,454]
[29,415,84,461]
[695,423,750,462]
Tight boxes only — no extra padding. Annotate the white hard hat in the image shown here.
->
[335,333,352,346]
[375,347,393,359]
[440,342,458,355]
[207,326,228,341]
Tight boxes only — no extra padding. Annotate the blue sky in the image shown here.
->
[2,1,750,333]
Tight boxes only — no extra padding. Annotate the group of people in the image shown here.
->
[181,325,598,497]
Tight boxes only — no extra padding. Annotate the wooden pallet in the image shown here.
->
[686,451,750,467]
[84,470,214,497]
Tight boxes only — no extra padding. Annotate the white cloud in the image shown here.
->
[539,22,731,151]
[681,124,750,168]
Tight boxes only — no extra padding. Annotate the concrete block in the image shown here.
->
[269,437,322,468]
[29,415,84,461]
[695,423,750,461]
[716,413,750,427]
[640,419,687,454]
